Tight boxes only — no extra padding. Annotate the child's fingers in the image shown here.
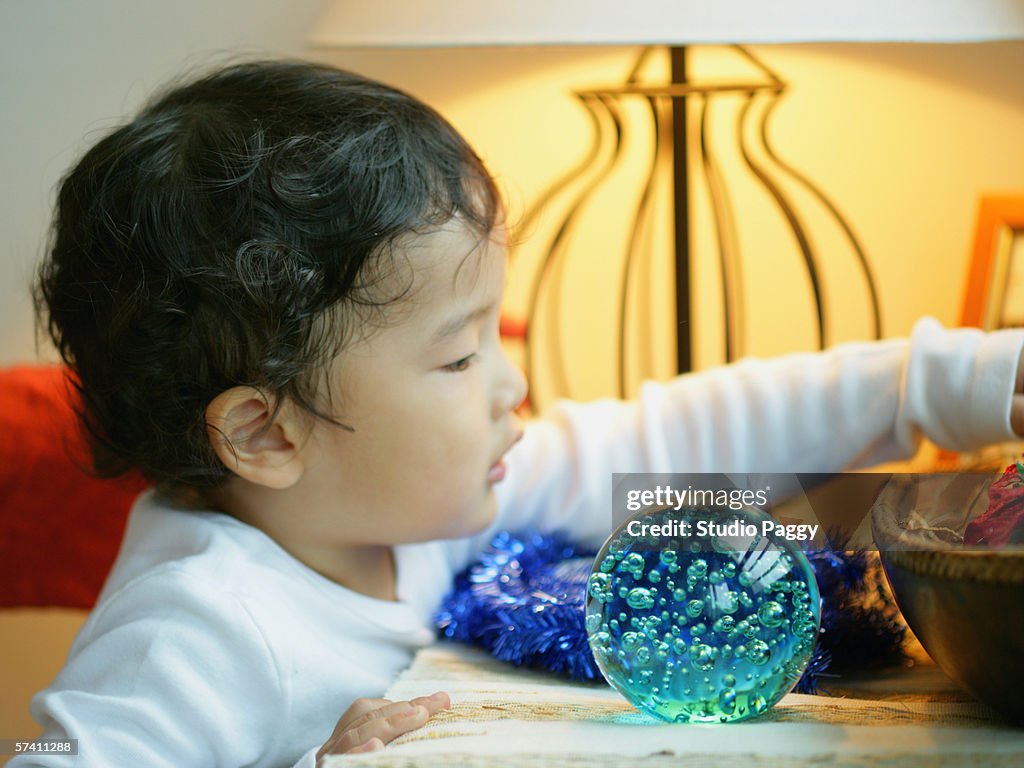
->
[337,701,432,753]
[318,693,450,759]
[1012,392,1024,436]
[317,697,393,760]
[1016,347,1024,394]
[410,690,451,713]
[352,693,449,727]
[334,697,392,732]
[1013,348,1024,435]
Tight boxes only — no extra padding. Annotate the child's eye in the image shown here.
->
[444,354,476,373]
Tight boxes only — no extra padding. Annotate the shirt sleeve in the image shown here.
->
[9,569,303,768]
[481,317,1024,551]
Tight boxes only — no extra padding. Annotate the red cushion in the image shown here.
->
[0,365,149,608]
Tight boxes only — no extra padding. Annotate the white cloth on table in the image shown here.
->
[323,643,1024,767]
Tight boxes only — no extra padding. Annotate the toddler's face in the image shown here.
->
[299,219,527,547]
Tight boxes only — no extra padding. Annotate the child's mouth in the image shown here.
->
[488,430,522,484]
[487,459,507,484]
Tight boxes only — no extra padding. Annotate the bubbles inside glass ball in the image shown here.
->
[585,505,820,723]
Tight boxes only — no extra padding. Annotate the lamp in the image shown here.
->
[311,1,1024,410]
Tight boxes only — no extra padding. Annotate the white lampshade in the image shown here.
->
[311,0,1024,47]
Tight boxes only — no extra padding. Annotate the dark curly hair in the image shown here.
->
[36,59,500,490]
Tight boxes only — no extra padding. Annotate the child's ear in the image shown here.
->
[205,387,304,489]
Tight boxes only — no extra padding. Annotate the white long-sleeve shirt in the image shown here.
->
[14,319,1024,768]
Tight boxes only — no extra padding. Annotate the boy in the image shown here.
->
[17,60,1024,767]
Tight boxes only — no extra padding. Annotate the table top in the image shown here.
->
[324,642,1024,768]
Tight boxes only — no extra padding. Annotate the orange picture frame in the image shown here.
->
[961,194,1024,329]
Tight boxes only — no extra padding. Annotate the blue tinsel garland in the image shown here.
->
[435,530,906,694]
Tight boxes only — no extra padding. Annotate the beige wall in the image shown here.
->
[0,0,330,365]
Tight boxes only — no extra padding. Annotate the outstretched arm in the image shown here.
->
[482,318,1024,552]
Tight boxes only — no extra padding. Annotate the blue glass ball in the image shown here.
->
[585,505,820,723]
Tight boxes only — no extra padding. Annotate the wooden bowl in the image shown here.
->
[871,472,1024,724]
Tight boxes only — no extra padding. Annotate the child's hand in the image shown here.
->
[1014,348,1024,436]
[315,691,451,763]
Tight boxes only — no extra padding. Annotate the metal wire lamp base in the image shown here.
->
[508,46,881,411]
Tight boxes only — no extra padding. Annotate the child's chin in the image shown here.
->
[452,492,499,539]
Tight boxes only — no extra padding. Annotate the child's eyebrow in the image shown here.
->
[432,304,495,343]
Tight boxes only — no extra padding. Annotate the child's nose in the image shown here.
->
[494,351,528,419]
